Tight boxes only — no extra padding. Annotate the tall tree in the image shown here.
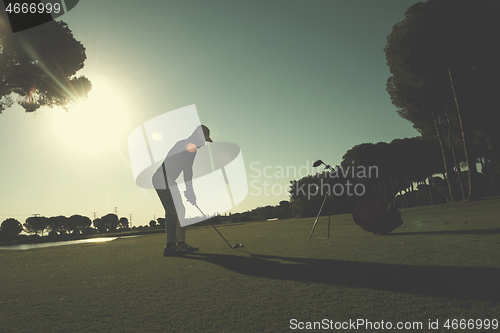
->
[385,0,500,201]
[0,19,91,113]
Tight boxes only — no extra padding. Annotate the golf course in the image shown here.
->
[1,197,499,332]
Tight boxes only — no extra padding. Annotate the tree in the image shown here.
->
[1,218,23,238]
[46,215,67,234]
[339,137,445,208]
[157,217,166,227]
[66,215,91,234]
[23,216,48,236]
[149,220,157,227]
[118,217,129,229]
[66,215,79,234]
[101,213,119,232]
[385,0,500,201]
[278,200,293,219]
[206,215,221,225]
[93,218,106,233]
[0,19,91,113]
[289,175,324,218]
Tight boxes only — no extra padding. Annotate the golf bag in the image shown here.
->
[312,160,403,236]
[351,191,402,235]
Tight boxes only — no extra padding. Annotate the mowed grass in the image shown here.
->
[1,198,499,333]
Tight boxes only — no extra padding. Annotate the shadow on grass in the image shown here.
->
[390,228,500,236]
[184,252,499,302]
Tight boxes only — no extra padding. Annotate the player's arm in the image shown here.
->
[183,153,196,204]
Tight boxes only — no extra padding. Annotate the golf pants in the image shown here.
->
[155,185,185,244]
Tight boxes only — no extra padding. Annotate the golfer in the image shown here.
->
[152,125,213,256]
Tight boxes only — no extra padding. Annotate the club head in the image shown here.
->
[232,244,239,249]
[312,160,324,168]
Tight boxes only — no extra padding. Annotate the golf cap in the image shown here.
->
[201,125,213,142]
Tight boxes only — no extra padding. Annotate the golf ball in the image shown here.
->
[239,244,244,248]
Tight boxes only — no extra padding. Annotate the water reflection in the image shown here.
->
[0,237,121,250]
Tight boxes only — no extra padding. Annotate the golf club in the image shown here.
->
[194,203,242,249]
[312,159,335,172]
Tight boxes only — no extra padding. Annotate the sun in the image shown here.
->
[51,77,130,153]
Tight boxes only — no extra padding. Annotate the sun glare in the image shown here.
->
[51,77,130,153]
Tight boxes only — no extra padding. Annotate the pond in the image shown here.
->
[0,236,139,250]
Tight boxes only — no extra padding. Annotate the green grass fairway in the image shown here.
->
[1,198,499,332]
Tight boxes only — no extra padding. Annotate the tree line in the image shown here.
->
[224,201,293,223]
[289,0,500,218]
[185,201,294,226]
[0,214,135,240]
[288,135,497,218]
[0,203,297,240]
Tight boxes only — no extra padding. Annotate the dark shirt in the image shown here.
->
[153,138,197,189]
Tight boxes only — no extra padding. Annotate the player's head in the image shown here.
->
[189,125,213,148]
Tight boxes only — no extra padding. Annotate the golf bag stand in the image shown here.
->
[308,159,335,241]
[307,191,331,241]
[309,159,403,238]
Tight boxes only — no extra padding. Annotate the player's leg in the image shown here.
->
[156,188,185,255]
[169,186,198,252]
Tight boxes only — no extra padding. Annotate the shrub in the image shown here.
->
[81,227,97,235]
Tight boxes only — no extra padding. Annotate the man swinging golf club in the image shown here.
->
[152,125,213,256]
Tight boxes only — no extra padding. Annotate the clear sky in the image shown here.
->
[0,0,421,226]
